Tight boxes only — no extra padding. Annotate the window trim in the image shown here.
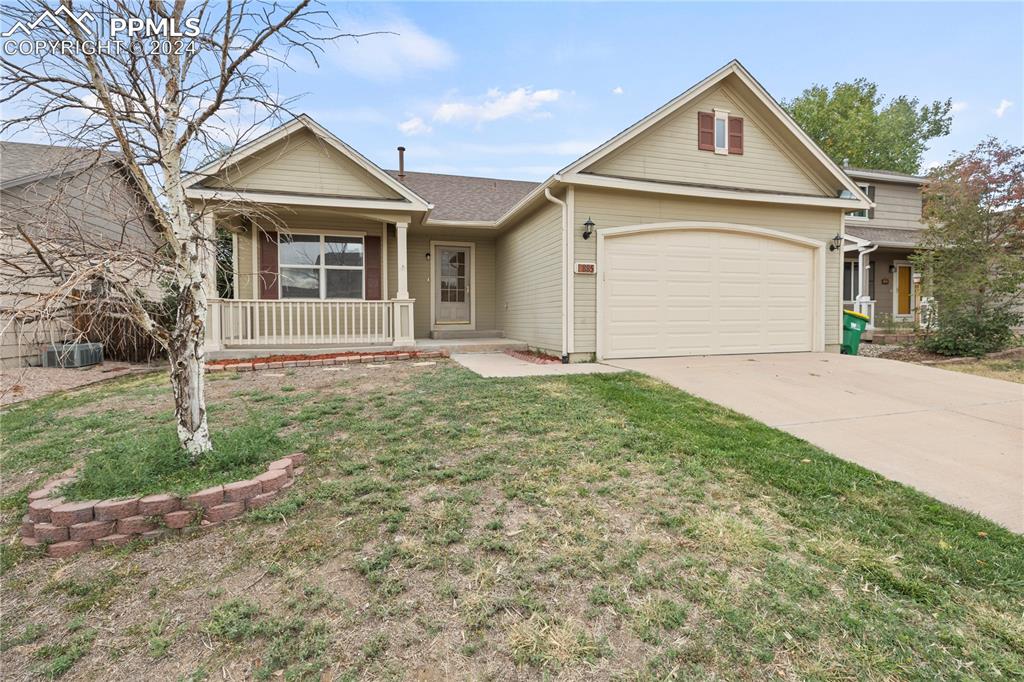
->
[277,231,366,301]
[846,184,872,220]
[713,108,730,155]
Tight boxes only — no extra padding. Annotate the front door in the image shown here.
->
[434,245,471,325]
[895,263,913,317]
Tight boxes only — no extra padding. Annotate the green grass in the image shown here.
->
[3,363,1023,680]
[1,374,293,501]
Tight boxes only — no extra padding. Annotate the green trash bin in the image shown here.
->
[842,309,870,355]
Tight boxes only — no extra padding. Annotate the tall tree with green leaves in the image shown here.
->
[783,79,952,174]
[913,138,1024,356]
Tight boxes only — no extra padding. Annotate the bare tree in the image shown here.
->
[1,0,349,456]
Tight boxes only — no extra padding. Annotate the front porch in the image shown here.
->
[843,239,921,332]
[201,204,503,354]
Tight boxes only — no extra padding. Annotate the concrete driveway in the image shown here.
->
[609,353,1023,532]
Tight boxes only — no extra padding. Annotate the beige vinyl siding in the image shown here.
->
[848,180,925,231]
[1,163,160,367]
[572,187,844,354]
[496,203,562,353]
[385,226,497,339]
[589,84,829,197]
[235,221,255,299]
[206,130,401,200]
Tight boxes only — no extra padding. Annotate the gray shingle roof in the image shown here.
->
[385,170,538,222]
[1,141,115,189]
[846,226,922,247]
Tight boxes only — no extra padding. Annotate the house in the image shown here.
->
[840,167,928,331]
[0,142,160,367]
[186,60,874,362]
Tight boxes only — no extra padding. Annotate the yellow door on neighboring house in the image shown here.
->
[896,265,912,316]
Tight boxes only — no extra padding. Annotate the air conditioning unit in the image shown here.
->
[40,342,104,368]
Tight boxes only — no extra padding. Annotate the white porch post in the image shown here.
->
[202,213,223,352]
[391,221,415,345]
[395,221,409,299]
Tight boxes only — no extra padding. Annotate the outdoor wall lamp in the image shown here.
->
[888,264,896,274]
[425,252,431,261]
[583,217,595,240]
[828,234,843,251]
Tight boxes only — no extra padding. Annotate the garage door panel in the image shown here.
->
[602,228,815,359]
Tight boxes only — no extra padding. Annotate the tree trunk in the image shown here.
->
[168,286,212,458]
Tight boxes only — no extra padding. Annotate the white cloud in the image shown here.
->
[397,116,432,136]
[921,159,943,173]
[994,99,1013,118]
[611,86,624,95]
[432,88,562,125]
[951,101,968,113]
[329,17,454,81]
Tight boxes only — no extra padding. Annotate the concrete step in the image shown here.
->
[429,329,504,340]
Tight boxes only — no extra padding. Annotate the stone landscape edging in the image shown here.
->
[20,452,307,558]
[206,349,449,373]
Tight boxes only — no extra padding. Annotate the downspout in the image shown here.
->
[544,188,569,363]
[857,244,878,300]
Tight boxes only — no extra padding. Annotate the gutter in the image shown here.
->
[543,187,570,363]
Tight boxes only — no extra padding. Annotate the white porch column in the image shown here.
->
[202,213,224,352]
[391,221,415,345]
[395,221,409,299]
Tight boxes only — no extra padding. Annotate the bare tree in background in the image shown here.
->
[1,0,351,456]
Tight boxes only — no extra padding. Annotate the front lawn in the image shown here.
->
[1,362,1021,680]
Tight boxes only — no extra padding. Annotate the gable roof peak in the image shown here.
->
[557,60,871,207]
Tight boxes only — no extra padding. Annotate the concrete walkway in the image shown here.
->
[609,353,1024,532]
[452,352,624,378]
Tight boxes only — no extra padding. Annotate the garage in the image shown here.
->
[597,223,823,359]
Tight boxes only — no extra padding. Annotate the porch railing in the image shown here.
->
[844,298,876,329]
[208,299,394,347]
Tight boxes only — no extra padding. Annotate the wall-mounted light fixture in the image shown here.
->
[888,264,896,274]
[583,217,595,240]
[425,252,431,261]
[828,234,843,251]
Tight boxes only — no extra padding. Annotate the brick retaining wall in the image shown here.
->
[20,453,306,558]
[207,349,448,373]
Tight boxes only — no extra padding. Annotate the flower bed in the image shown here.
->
[206,349,448,373]
[20,453,306,558]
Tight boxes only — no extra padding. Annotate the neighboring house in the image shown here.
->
[840,167,928,330]
[0,141,160,368]
[186,60,873,362]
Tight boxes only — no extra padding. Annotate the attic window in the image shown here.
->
[714,110,728,154]
[698,110,743,155]
[847,184,874,220]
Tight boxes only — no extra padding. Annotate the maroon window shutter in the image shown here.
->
[697,111,714,151]
[363,235,381,300]
[258,230,279,299]
[728,116,744,155]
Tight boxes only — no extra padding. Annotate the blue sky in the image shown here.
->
[278,1,1022,180]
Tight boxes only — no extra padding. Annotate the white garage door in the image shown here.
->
[601,228,816,359]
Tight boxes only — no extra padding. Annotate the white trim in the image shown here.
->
[429,240,476,331]
[595,221,826,360]
[892,260,915,319]
[185,187,418,212]
[560,172,866,209]
[183,114,432,210]
[558,60,872,209]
